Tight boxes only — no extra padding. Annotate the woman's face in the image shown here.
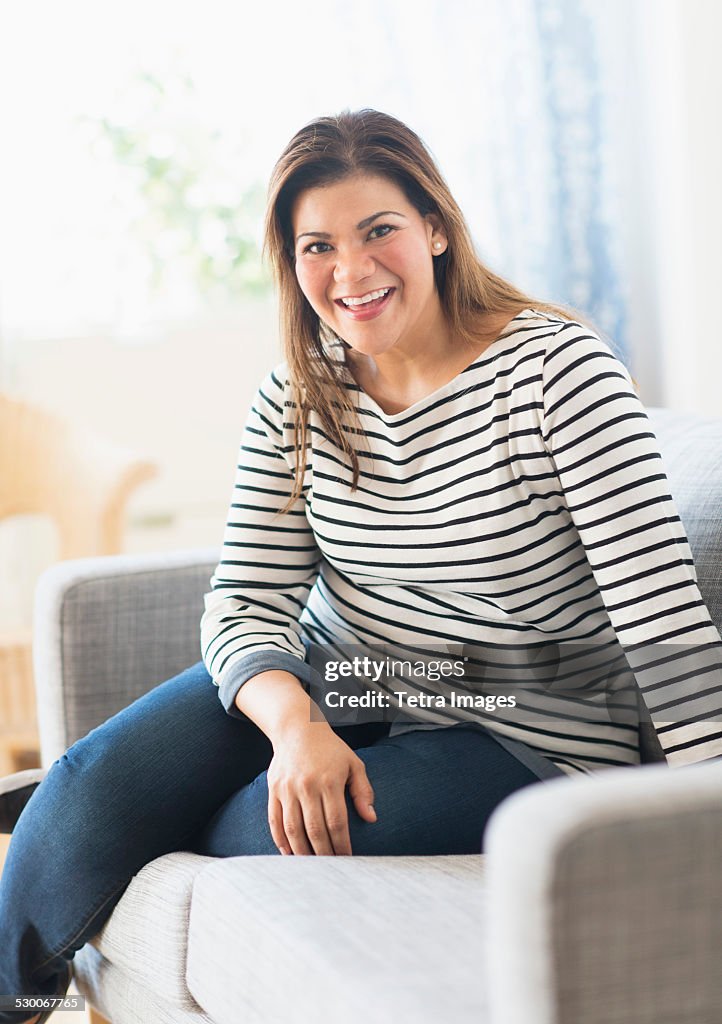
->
[291,173,448,359]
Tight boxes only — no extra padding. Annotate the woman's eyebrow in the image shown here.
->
[295,210,407,242]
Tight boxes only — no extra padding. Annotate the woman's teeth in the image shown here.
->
[341,288,390,307]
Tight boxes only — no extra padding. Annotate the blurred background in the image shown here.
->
[0,0,720,773]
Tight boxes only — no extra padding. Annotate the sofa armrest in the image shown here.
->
[32,547,219,764]
[484,760,722,1024]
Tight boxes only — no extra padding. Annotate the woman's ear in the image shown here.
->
[425,213,448,255]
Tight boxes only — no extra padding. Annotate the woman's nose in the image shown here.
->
[333,247,375,285]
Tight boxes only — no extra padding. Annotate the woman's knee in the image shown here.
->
[24,662,239,834]
[192,771,278,857]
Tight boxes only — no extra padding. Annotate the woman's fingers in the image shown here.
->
[320,788,353,855]
[346,758,377,823]
[282,797,316,856]
[271,789,350,856]
[266,735,377,856]
[268,794,291,855]
[297,789,340,856]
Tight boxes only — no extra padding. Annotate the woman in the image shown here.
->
[1,108,720,1022]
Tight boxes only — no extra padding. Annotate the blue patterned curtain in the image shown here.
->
[528,1,626,349]
[521,0,628,353]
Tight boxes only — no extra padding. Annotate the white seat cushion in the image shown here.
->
[187,854,488,1024]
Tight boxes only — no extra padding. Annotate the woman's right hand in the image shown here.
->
[233,668,377,855]
[266,721,377,856]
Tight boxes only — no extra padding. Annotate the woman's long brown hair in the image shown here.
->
[263,108,610,513]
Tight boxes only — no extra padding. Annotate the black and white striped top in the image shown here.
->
[201,308,722,775]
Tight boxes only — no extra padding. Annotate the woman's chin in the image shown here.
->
[340,334,400,359]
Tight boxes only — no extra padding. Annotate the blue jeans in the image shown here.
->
[0,661,540,1020]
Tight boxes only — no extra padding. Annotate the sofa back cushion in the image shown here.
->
[647,407,722,634]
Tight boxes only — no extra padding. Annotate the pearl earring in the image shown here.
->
[433,241,442,250]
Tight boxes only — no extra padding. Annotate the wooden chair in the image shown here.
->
[0,393,157,773]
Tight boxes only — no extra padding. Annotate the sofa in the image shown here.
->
[32,407,722,1024]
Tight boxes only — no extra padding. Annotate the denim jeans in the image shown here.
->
[0,660,541,1020]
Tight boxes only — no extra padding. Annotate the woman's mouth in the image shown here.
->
[334,287,395,321]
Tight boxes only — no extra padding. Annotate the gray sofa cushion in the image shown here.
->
[649,408,722,632]
[186,854,487,1024]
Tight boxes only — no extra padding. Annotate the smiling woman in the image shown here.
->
[290,175,523,415]
[292,175,455,410]
[1,107,721,1022]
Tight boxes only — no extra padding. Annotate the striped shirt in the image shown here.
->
[201,308,722,775]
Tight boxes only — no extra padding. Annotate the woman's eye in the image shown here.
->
[302,241,332,255]
[368,224,395,239]
[301,224,395,255]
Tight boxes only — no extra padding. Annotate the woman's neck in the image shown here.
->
[345,306,526,414]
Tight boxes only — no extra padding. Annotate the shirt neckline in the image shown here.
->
[342,307,542,423]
